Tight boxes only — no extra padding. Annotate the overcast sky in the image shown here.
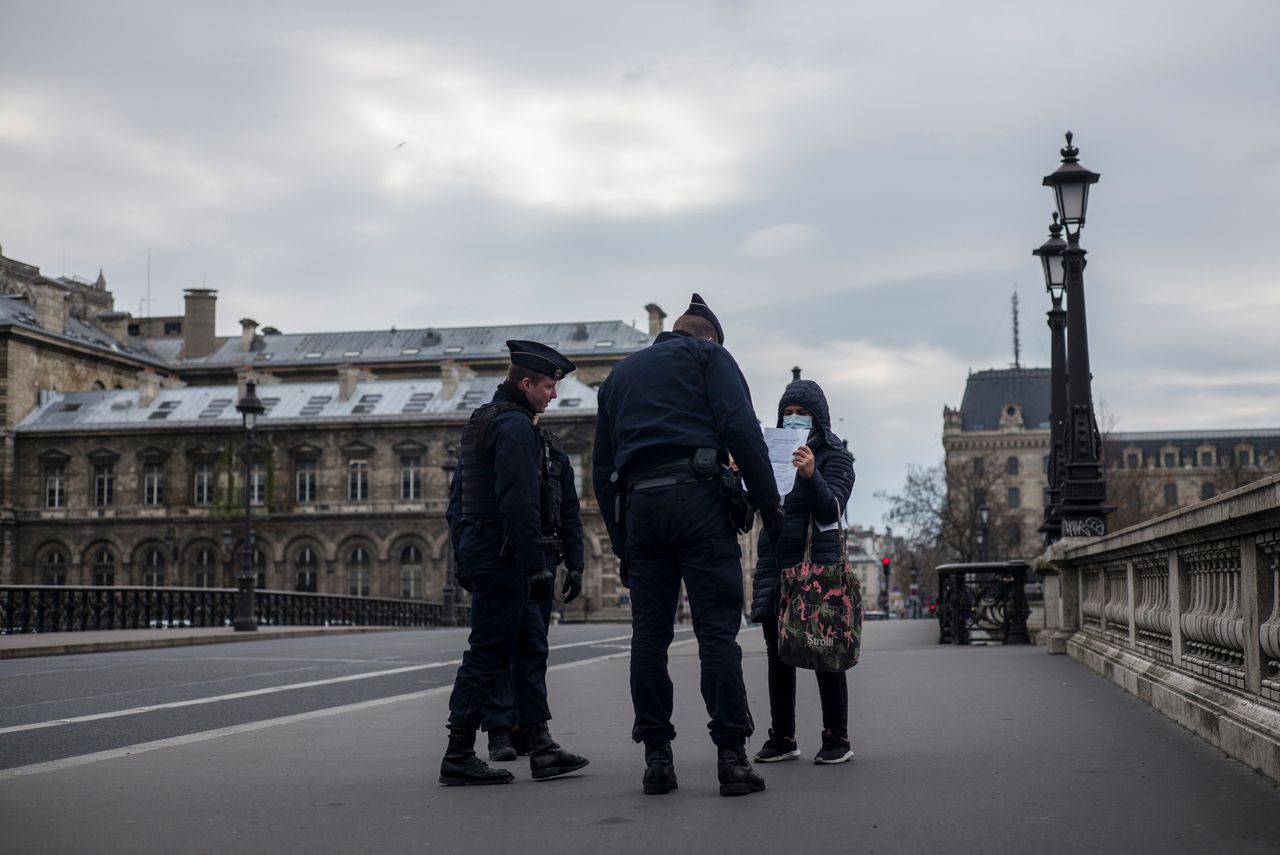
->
[2,1,1277,526]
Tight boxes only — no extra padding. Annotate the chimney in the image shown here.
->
[792,366,802,381]
[31,282,70,334]
[644,303,667,337]
[239,317,259,352]
[235,365,280,401]
[183,289,218,358]
[97,311,131,342]
[440,360,476,400]
[136,369,184,406]
[338,364,375,402]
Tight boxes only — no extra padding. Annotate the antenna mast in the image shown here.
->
[1011,289,1021,369]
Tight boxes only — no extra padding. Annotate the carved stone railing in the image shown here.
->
[1037,473,1280,782]
[0,585,469,634]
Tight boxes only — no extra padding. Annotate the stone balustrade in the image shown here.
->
[1038,473,1280,782]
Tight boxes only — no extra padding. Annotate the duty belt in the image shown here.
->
[628,459,701,493]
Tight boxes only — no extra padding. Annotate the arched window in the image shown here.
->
[142,548,166,587]
[92,549,116,586]
[192,547,217,588]
[44,551,68,585]
[295,547,318,592]
[254,548,268,590]
[349,547,371,597]
[400,545,424,599]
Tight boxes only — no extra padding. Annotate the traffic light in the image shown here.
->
[881,557,891,571]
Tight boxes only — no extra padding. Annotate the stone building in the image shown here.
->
[943,367,1280,557]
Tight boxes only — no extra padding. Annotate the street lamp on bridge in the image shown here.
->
[1035,214,1068,545]
[1040,132,1110,538]
[233,381,264,632]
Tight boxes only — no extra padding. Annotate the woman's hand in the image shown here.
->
[793,445,815,479]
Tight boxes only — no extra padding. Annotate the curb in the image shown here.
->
[0,626,428,660]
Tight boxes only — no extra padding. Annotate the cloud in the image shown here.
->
[737,223,821,260]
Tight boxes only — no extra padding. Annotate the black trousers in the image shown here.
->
[448,535,552,729]
[627,478,753,749]
[481,591,553,731]
[761,613,848,738]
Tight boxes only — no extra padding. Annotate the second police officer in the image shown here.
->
[439,340,589,786]
[593,294,786,797]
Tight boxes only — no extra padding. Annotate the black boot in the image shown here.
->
[527,722,590,780]
[510,725,531,757]
[717,745,766,797]
[642,742,678,795]
[439,725,515,786]
[487,726,517,762]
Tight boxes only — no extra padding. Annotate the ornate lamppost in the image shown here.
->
[1042,132,1110,537]
[233,381,264,632]
[978,504,990,562]
[439,445,459,627]
[1035,214,1069,545]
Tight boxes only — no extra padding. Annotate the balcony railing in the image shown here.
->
[0,585,468,634]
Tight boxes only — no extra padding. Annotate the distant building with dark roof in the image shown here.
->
[943,367,1280,556]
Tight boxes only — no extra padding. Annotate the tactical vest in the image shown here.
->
[540,428,566,535]
[458,401,524,519]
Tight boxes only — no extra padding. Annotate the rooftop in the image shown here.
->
[958,367,1052,431]
[0,294,164,365]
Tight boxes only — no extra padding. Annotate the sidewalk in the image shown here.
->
[2,622,1279,854]
[0,625,417,659]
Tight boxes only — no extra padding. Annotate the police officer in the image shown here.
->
[452,419,584,761]
[593,294,785,797]
[439,340,589,786]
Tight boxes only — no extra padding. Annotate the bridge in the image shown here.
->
[3,585,1280,853]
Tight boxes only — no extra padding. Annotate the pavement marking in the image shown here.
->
[0,630,670,735]
[1,666,321,711]
[0,637,697,781]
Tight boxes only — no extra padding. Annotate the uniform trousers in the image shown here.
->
[481,588,554,731]
[447,533,552,729]
[626,478,753,748]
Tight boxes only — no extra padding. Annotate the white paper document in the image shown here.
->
[761,427,809,498]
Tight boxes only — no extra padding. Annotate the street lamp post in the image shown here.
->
[233,381,264,632]
[439,445,459,627]
[1035,214,1069,545]
[1042,132,1110,538]
[909,563,920,619]
[978,505,990,562]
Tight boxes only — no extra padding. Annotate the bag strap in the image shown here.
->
[802,515,814,564]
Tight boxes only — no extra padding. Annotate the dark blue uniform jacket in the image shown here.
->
[593,330,781,555]
[750,379,856,622]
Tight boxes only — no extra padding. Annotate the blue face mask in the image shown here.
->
[781,414,812,432]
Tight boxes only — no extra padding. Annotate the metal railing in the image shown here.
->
[935,562,1032,646]
[0,585,469,634]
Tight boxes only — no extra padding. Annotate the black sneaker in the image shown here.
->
[814,730,854,765]
[752,729,801,763]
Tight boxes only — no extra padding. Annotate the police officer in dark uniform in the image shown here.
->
[448,422,584,761]
[439,340,590,786]
[593,294,785,797]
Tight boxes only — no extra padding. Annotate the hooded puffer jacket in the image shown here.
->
[749,379,856,623]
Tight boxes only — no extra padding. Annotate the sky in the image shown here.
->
[2,0,1278,526]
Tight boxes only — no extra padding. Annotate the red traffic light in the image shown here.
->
[881,557,891,566]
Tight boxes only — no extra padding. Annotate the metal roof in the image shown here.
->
[140,320,652,368]
[958,367,1052,431]
[0,294,164,365]
[17,377,598,433]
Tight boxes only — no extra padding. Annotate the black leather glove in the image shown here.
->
[761,507,786,546]
[561,569,583,603]
[528,569,554,601]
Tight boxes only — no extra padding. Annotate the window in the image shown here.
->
[253,548,268,589]
[1007,487,1021,509]
[192,548,217,587]
[44,552,68,585]
[1238,449,1253,466]
[349,547,371,597]
[1042,456,1051,474]
[972,458,985,476]
[568,452,585,498]
[400,456,422,500]
[142,548,166,587]
[251,463,267,506]
[1200,451,1214,466]
[1006,456,1020,476]
[45,465,66,508]
[127,323,140,336]
[192,463,215,506]
[1163,483,1178,506]
[1126,453,1140,469]
[295,547,318,592]
[400,545,424,599]
[1200,482,1216,501]
[163,321,182,335]
[1008,525,1022,546]
[143,464,165,506]
[92,550,115,586]
[1163,452,1177,468]
[347,460,369,502]
[296,460,317,503]
[94,464,115,507]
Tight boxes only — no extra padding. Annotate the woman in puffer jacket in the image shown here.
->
[750,378,856,765]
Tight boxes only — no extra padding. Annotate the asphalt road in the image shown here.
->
[0,623,664,771]
[3,621,1280,855]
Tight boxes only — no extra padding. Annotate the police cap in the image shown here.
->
[506,339,576,381]
[684,292,724,345]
